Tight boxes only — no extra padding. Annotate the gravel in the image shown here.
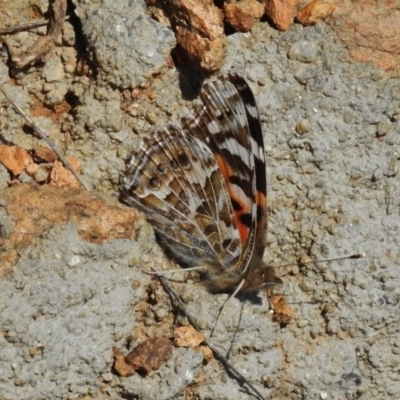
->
[0,2,399,399]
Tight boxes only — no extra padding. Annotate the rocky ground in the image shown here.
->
[0,1,399,400]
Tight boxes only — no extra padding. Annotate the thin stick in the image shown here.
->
[226,300,245,360]
[0,16,69,36]
[7,0,67,69]
[151,268,266,400]
[0,87,89,190]
[143,265,208,276]
[270,253,365,270]
[210,278,245,337]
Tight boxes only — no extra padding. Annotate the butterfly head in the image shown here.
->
[242,259,283,292]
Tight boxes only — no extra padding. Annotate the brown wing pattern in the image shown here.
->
[181,75,267,273]
[121,75,275,292]
[120,122,242,270]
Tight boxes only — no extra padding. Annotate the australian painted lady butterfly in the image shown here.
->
[120,74,282,294]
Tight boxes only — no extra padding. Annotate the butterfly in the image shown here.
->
[120,74,282,294]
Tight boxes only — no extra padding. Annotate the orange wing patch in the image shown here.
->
[214,153,251,245]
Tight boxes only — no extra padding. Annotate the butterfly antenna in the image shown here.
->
[270,253,365,270]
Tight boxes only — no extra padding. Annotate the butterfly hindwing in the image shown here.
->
[121,121,242,270]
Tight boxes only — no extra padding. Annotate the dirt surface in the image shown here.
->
[0,1,399,400]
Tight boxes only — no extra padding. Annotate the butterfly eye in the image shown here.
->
[224,107,233,117]
[149,176,160,190]
[177,153,191,170]
[216,111,225,121]
[157,163,166,173]
[170,159,179,170]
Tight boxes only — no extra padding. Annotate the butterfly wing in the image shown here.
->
[182,75,267,275]
[120,75,268,290]
[120,123,242,270]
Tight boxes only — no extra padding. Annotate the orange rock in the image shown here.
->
[113,337,173,376]
[328,0,400,77]
[199,344,213,363]
[49,157,81,188]
[25,163,40,176]
[175,26,226,72]
[146,0,171,26]
[113,347,136,377]
[270,294,294,325]
[146,0,225,70]
[264,0,300,31]
[1,183,136,273]
[174,325,204,348]
[225,0,265,32]
[0,144,33,175]
[32,145,57,163]
[296,0,335,26]
[169,0,224,40]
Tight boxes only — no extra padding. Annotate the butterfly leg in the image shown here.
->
[266,286,274,313]
[152,267,267,400]
[144,265,208,276]
[210,278,246,338]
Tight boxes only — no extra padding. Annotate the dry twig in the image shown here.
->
[0,16,69,36]
[0,87,89,190]
[151,267,266,400]
[7,0,67,69]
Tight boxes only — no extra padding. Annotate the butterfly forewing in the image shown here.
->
[227,75,267,259]
[182,75,266,273]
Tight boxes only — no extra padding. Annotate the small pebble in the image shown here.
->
[327,320,339,334]
[296,119,310,134]
[377,121,392,137]
[68,256,81,268]
[42,83,53,93]
[320,391,328,400]
[34,165,51,183]
[297,319,309,328]
[288,41,318,63]
[146,111,158,125]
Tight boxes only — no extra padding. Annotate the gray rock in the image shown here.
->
[288,40,318,63]
[41,56,65,83]
[75,0,176,88]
